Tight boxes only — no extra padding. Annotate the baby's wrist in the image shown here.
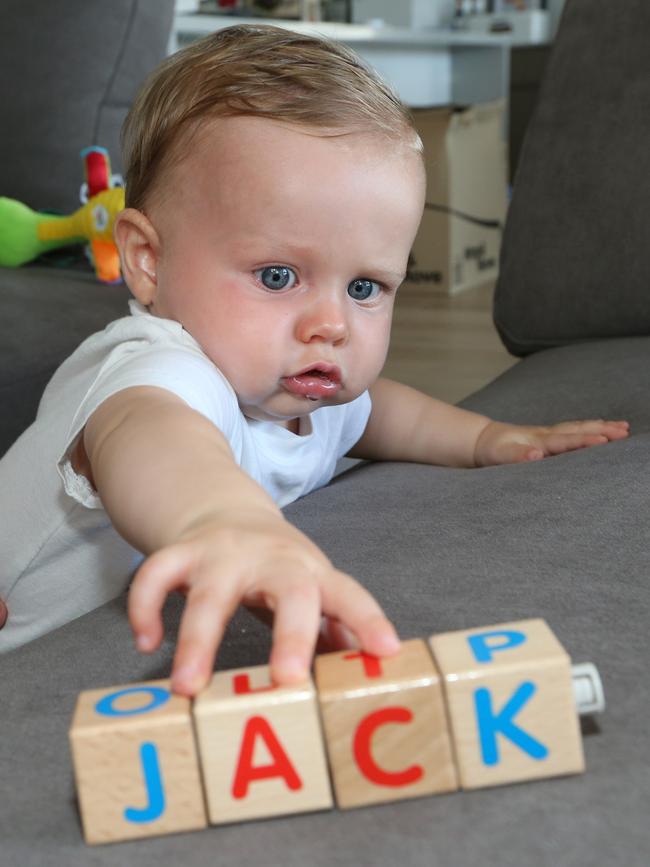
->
[472,418,501,468]
[174,501,283,543]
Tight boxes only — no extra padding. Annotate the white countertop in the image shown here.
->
[174,14,543,49]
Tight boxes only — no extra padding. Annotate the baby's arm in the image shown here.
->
[81,386,399,696]
[349,378,629,466]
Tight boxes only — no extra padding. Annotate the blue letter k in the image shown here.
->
[474,682,549,766]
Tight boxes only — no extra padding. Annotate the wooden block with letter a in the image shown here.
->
[193,665,333,824]
[429,618,585,790]
[69,679,207,845]
[314,638,458,809]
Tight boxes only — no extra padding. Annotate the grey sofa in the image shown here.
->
[1,1,649,865]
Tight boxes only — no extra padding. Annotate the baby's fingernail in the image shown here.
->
[376,629,401,655]
[136,633,155,652]
[275,656,308,683]
[172,663,203,695]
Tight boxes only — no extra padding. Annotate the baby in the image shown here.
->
[0,25,628,695]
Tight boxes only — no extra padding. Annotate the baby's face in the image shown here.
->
[147,116,425,430]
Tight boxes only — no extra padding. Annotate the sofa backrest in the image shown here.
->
[493,0,650,356]
[0,0,174,214]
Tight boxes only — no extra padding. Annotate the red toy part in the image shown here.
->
[82,146,111,199]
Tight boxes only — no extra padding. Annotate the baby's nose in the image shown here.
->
[295,296,349,344]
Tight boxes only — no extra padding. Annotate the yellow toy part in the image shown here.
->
[0,146,125,283]
[37,187,125,283]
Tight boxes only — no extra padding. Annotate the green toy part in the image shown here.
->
[0,198,79,266]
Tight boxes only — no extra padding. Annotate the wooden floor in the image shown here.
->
[381,279,517,405]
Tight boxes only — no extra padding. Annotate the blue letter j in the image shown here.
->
[124,742,166,823]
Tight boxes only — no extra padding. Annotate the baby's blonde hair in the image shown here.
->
[122,23,422,211]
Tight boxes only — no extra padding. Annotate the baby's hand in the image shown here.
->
[474,418,630,467]
[128,509,400,697]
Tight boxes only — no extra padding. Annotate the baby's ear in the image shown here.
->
[113,208,160,306]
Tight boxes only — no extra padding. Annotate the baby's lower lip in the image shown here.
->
[281,372,342,398]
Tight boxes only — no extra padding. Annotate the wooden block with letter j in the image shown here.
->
[193,664,333,824]
[429,618,585,790]
[314,638,459,809]
[69,679,207,845]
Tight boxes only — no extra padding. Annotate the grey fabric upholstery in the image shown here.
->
[0,0,172,454]
[2,339,649,866]
[493,0,650,355]
[1,1,649,864]
[0,0,173,213]
[0,265,130,455]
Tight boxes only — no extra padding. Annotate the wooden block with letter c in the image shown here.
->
[314,638,458,809]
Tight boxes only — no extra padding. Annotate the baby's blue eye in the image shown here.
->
[348,278,381,302]
[256,266,297,291]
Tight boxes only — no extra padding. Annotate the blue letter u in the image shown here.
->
[124,742,166,823]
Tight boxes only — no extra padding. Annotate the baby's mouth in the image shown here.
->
[280,364,342,399]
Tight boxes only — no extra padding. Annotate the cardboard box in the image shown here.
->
[405,100,509,295]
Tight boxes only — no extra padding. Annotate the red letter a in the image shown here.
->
[232,716,303,799]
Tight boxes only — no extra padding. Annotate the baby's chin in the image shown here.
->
[238,390,352,426]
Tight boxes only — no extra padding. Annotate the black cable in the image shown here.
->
[424,201,504,233]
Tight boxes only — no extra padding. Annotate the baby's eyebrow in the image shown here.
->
[369,268,406,284]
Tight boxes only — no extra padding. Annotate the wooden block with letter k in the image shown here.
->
[429,618,585,790]
[314,638,458,809]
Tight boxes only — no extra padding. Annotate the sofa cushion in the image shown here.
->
[1,336,648,865]
[0,0,174,213]
[0,264,130,455]
[493,0,650,355]
[458,335,650,430]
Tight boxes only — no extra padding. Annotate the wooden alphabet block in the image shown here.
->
[314,639,458,809]
[429,619,585,790]
[69,679,207,845]
[193,665,333,824]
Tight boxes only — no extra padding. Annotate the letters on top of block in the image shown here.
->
[193,664,333,824]
[429,618,585,790]
[69,679,207,845]
[314,638,459,809]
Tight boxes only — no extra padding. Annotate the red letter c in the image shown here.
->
[353,707,423,788]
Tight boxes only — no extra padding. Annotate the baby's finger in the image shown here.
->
[315,616,360,653]
[171,580,240,697]
[542,432,609,455]
[320,571,400,658]
[268,583,321,685]
[598,420,630,439]
[552,419,629,438]
[244,607,359,654]
[128,546,193,652]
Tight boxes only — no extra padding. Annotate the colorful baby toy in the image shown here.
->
[0,146,125,283]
